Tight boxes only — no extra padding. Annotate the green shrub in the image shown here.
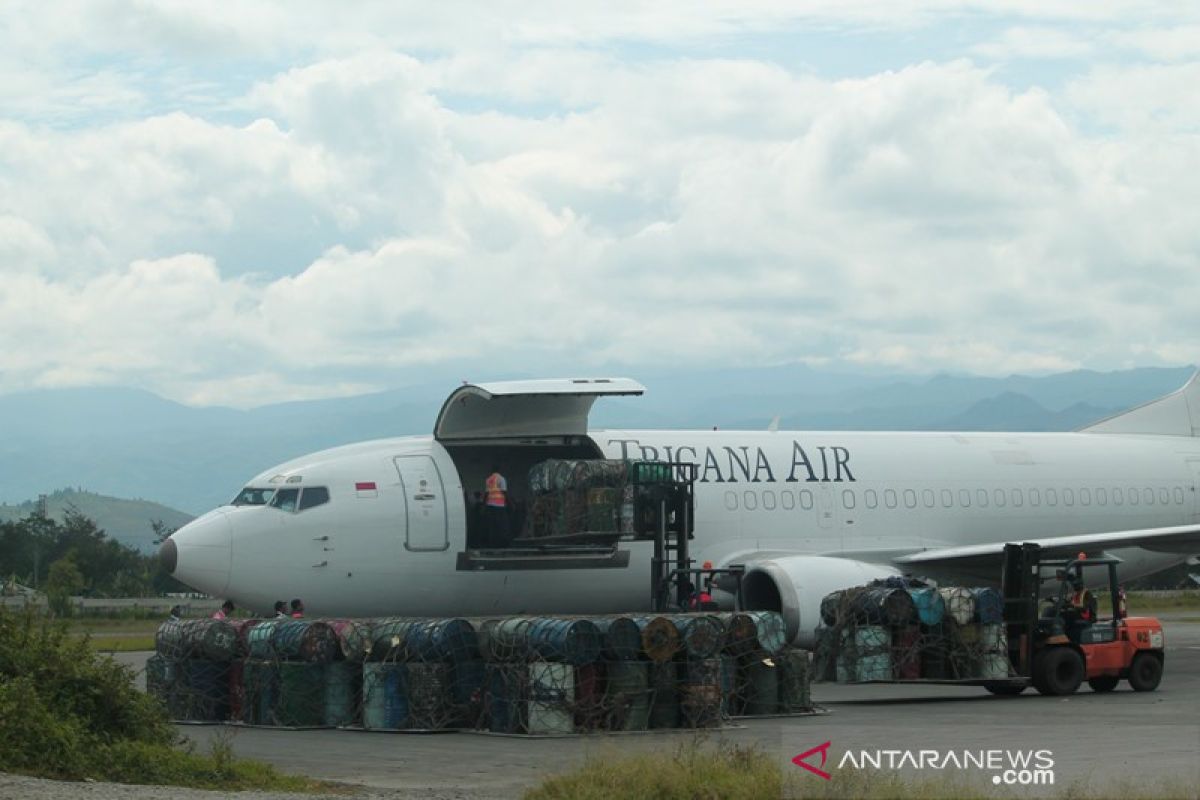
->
[0,606,320,792]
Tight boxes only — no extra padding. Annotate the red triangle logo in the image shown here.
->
[792,741,832,780]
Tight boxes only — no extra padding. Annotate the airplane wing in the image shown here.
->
[894,522,1200,568]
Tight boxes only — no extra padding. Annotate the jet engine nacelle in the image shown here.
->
[742,555,900,647]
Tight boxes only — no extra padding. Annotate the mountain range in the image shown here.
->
[0,364,1193,517]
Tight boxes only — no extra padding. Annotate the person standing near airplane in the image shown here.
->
[290,598,305,618]
[484,464,510,547]
[273,600,287,618]
[212,600,234,620]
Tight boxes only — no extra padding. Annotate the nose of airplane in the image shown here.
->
[161,510,233,597]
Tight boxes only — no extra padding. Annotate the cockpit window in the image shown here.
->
[298,486,330,511]
[232,487,275,506]
[269,488,300,512]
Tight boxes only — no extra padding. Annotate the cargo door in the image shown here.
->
[435,378,644,441]
[395,455,449,552]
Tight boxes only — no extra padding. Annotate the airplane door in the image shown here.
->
[1189,460,1200,520]
[394,455,449,552]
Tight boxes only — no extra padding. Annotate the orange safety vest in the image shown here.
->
[1071,589,1092,621]
[485,473,506,507]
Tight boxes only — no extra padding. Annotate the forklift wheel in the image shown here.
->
[1127,652,1163,692]
[985,682,1026,696]
[1087,676,1119,693]
[1035,647,1084,696]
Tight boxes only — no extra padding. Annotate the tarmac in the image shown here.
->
[113,611,1200,799]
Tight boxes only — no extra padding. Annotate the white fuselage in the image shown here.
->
[170,428,1200,617]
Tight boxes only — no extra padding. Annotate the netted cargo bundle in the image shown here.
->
[523,460,636,538]
[528,459,630,495]
[148,610,813,734]
[369,618,479,663]
[814,580,1014,684]
[155,618,238,661]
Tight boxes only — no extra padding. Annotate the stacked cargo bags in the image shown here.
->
[814,581,1012,683]
[522,459,633,538]
[149,610,814,735]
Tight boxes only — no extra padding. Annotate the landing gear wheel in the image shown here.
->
[1127,653,1163,692]
[985,682,1026,696]
[1035,648,1084,696]
[1087,676,1119,693]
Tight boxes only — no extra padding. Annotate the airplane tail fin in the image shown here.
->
[1081,370,1200,436]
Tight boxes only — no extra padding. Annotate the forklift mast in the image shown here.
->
[1001,542,1042,678]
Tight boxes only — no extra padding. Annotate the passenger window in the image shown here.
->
[1158,488,1170,505]
[903,489,917,509]
[270,488,300,512]
[1175,487,1185,505]
[865,489,878,509]
[959,489,971,508]
[1029,488,1040,506]
[1011,488,1023,507]
[1128,488,1139,505]
[763,490,777,511]
[1112,488,1123,505]
[940,489,953,508]
[799,490,814,510]
[1046,488,1058,506]
[299,486,330,511]
[922,489,935,508]
[1080,488,1091,506]
[1063,488,1075,506]
[842,489,856,510]
[884,489,898,509]
[993,489,1006,507]
[1143,488,1154,505]
[724,491,738,511]
[976,489,989,508]
[743,491,758,511]
[1096,488,1107,506]
[782,490,795,510]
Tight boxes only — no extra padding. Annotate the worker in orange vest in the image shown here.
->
[484,464,510,548]
[1068,576,1095,622]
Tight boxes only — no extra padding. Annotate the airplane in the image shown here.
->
[160,374,1200,646]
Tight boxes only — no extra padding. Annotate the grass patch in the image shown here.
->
[68,617,165,634]
[525,740,780,800]
[1124,591,1200,612]
[524,740,1199,800]
[80,634,156,652]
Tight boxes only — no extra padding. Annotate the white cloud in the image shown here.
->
[0,8,1198,405]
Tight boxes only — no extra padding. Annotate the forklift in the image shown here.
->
[996,543,1166,696]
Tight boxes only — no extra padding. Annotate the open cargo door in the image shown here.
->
[435,378,644,441]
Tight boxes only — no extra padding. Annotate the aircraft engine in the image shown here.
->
[741,555,900,647]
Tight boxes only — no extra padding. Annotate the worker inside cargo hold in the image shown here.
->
[483,464,512,548]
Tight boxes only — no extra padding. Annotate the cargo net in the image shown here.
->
[523,459,635,539]
[812,578,1015,684]
[147,610,814,734]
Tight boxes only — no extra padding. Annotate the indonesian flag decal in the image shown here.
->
[355,481,378,498]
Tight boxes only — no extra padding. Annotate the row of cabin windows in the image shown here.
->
[268,486,330,513]
[724,485,1189,513]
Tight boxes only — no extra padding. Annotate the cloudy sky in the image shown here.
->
[1,2,1197,407]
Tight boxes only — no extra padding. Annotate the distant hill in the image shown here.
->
[0,489,194,553]
[0,365,1192,513]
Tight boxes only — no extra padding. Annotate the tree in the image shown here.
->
[46,552,84,618]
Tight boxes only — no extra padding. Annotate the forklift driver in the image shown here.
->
[1064,574,1097,640]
